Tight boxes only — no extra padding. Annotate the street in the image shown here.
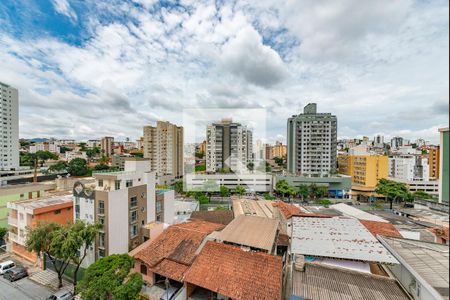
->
[0,275,53,300]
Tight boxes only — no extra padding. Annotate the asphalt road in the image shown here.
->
[0,275,52,300]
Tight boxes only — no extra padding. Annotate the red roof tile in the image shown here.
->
[428,226,449,240]
[359,220,402,238]
[132,221,224,281]
[184,241,282,300]
[272,201,302,219]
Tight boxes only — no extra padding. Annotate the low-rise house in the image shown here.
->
[131,221,224,286]
[232,197,274,218]
[359,219,403,238]
[379,236,449,300]
[427,227,449,245]
[7,193,73,262]
[216,215,279,254]
[290,262,409,300]
[184,241,283,300]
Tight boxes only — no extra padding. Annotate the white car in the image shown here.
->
[0,260,15,275]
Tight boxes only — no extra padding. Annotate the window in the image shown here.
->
[54,209,61,215]
[99,233,105,248]
[130,225,138,237]
[115,180,121,190]
[130,196,138,208]
[98,249,105,258]
[99,217,105,227]
[131,211,137,222]
[98,201,105,215]
[156,201,162,214]
[140,264,147,275]
[98,179,103,187]
[126,180,133,187]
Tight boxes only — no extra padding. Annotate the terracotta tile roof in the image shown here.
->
[272,201,302,219]
[190,210,234,225]
[428,226,450,240]
[132,220,224,281]
[360,220,403,238]
[184,241,282,300]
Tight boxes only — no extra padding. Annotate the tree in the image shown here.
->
[59,146,72,154]
[94,164,110,171]
[413,190,432,200]
[26,222,70,288]
[375,178,412,209]
[219,186,230,198]
[77,254,142,300]
[263,193,276,200]
[24,151,59,182]
[66,221,101,294]
[48,161,68,173]
[247,162,254,172]
[174,181,184,194]
[79,143,87,151]
[273,157,284,166]
[315,199,332,206]
[195,164,206,172]
[67,158,89,176]
[197,194,209,204]
[86,147,100,158]
[0,227,7,241]
[309,184,328,200]
[298,184,310,202]
[235,185,246,198]
[275,180,292,199]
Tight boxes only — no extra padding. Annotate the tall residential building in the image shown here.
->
[143,121,183,180]
[338,154,388,200]
[29,142,60,154]
[101,136,114,157]
[0,82,19,171]
[390,137,404,149]
[429,146,440,179]
[206,119,253,173]
[73,159,157,267]
[439,128,449,203]
[287,103,337,176]
[271,141,287,159]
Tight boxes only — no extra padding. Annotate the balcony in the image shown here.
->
[8,216,17,227]
[9,232,26,245]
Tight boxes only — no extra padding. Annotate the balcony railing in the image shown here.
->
[8,216,17,227]
[9,232,26,245]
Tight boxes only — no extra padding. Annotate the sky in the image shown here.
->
[0,0,448,144]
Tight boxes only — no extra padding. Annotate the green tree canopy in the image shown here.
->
[68,158,89,176]
[0,227,7,241]
[298,184,310,201]
[412,190,432,200]
[174,181,184,194]
[275,180,294,199]
[219,185,230,197]
[375,178,413,209]
[78,254,142,300]
[86,147,101,158]
[235,185,246,198]
[48,161,68,173]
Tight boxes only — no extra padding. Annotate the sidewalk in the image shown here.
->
[29,270,73,292]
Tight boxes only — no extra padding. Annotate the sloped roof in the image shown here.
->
[184,241,282,300]
[330,203,388,222]
[291,217,398,264]
[360,220,403,238]
[379,236,449,300]
[272,201,302,219]
[132,220,224,281]
[292,263,409,300]
[190,210,234,225]
[217,215,279,252]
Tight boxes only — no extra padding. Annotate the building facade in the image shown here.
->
[7,194,73,263]
[206,119,253,173]
[143,121,183,180]
[287,103,337,176]
[439,128,449,203]
[428,146,440,180]
[389,155,429,182]
[73,159,156,267]
[29,142,60,154]
[185,173,272,193]
[338,154,388,200]
[0,82,19,171]
[100,136,114,157]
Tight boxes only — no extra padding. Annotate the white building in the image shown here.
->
[389,155,429,181]
[185,173,272,193]
[206,119,253,173]
[0,82,19,171]
[65,151,87,162]
[29,142,60,154]
[287,103,337,176]
[390,178,439,196]
[86,139,100,148]
[73,158,158,267]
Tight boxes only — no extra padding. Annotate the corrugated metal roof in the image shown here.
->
[291,217,398,264]
[292,263,409,300]
[380,236,449,300]
[217,215,279,252]
[232,198,274,218]
[330,203,388,222]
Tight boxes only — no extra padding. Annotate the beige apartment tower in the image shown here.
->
[101,136,114,157]
[143,121,183,180]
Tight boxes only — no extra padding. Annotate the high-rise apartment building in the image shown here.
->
[429,146,440,179]
[73,158,156,267]
[390,137,404,149]
[0,82,19,170]
[439,128,449,203]
[287,103,337,176]
[206,119,253,173]
[143,121,183,180]
[101,136,114,157]
[388,155,429,181]
[271,141,287,159]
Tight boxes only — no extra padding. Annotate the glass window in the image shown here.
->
[98,179,103,187]
[54,209,61,215]
[130,196,138,208]
[115,180,121,190]
[126,180,133,188]
[140,264,147,275]
[131,210,137,222]
[130,225,138,237]
[98,201,105,215]
[156,201,162,214]
[98,249,105,258]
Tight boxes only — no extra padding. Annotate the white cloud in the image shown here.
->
[52,0,78,22]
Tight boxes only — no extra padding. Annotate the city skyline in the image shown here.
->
[0,1,448,144]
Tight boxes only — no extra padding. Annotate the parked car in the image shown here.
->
[0,260,15,275]
[46,290,74,300]
[3,266,28,282]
